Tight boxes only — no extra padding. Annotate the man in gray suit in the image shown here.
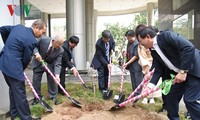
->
[31,35,64,105]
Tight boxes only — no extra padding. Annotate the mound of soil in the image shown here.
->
[41,100,167,120]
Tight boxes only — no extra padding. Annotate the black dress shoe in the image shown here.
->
[31,117,41,120]
[31,98,39,105]
[51,98,59,105]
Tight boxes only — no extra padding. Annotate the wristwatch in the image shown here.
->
[180,70,188,74]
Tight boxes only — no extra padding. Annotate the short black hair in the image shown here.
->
[148,26,159,33]
[102,30,111,38]
[125,30,132,37]
[126,30,135,37]
[69,36,79,45]
[139,28,157,39]
[135,24,147,38]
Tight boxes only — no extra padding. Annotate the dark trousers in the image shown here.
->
[97,65,108,91]
[166,81,185,120]
[161,77,167,110]
[59,67,66,93]
[161,93,167,109]
[32,65,58,99]
[129,70,143,96]
[166,75,200,120]
[183,75,200,120]
[3,73,32,120]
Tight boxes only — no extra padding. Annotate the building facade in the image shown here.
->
[158,0,200,48]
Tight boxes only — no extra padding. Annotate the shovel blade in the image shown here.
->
[39,100,53,112]
[83,84,93,90]
[113,94,125,104]
[110,104,125,111]
[110,104,122,111]
[103,89,113,100]
[69,97,82,107]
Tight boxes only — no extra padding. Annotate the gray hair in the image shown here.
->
[31,20,47,30]
[52,35,64,42]
[52,35,59,42]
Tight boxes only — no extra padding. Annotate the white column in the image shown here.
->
[0,0,20,110]
[85,0,95,65]
[66,0,86,70]
[93,9,98,50]
[41,12,49,36]
[147,2,154,26]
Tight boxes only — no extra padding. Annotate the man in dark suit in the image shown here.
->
[136,25,200,120]
[91,30,115,92]
[58,36,79,95]
[0,20,46,120]
[31,35,64,105]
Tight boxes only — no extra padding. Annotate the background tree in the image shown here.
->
[100,10,158,59]
[103,22,132,58]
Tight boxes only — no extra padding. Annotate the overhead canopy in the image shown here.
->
[27,0,158,15]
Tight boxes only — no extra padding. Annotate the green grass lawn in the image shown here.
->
[24,82,189,120]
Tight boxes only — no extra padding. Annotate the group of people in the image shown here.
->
[0,20,79,120]
[31,35,80,106]
[91,25,200,120]
[1,19,200,120]
[135,24,200,120]
[91,28,154,104]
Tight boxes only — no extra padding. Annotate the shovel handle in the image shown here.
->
[119,52,129,93]
[119,86,159,107]
[77,73,85,84]
[40,60,71,98]
[77,73,93,90]
[127,69,154,100]
[108,57,112,89]
[24,73,53,112]
[24,72,40,99]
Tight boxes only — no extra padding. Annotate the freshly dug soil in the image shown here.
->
[41,100,167,120]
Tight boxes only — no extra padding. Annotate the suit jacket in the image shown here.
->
[150,30,200,85]
[110,35,115,51]
[61,40,75,69]
[126,40,142,72]
[32,36,64,75]
[91,37,115,69]
[0,25,38,80]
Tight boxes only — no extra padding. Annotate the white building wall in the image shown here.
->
[0,0,20,110]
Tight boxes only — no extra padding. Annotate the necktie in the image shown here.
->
[69,48,76,67]
[46,46,53,57]
[105,42,109,61]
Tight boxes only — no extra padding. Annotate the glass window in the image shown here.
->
[24,1,41,20]
[51,18,66,39]
[173,10,194,40]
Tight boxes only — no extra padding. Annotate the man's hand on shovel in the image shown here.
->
[71,67,79,76]
[55,74,60,83]
[107,63,112,71]
[35,53,42,62]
